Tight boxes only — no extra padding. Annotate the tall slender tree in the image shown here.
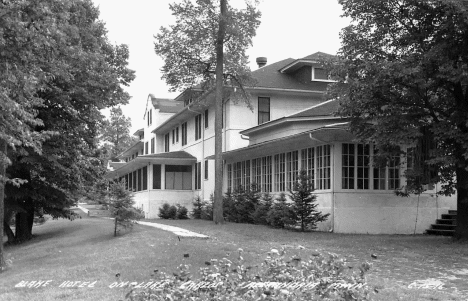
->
[330,0,468,239]
[154,0,261,223]
[100,106,139,161]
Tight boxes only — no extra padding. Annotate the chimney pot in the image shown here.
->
[256,57,267,68]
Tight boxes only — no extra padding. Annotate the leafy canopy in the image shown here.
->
[330,0,468,195]
[154,0,261,99]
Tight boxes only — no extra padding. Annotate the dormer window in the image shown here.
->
[312,67,334,82]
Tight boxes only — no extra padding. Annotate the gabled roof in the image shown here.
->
[251,58,325,92]
[133,128,144,137]
[279,52,335,74]
[241,99,341,136]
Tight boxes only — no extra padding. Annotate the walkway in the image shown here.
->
[76,204,209,239]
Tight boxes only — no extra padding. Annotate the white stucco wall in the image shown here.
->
[133,190,194,219]
[332,191,455,234]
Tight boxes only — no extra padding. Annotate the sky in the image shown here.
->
[91,0,350,133]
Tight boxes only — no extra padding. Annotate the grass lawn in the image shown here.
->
[1,211,467,301]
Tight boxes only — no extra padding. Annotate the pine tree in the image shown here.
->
[289,170,329,231]
[107,180,144,237]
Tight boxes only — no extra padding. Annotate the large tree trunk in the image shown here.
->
[0,138,6,269]
[454,159,468,240]
[14,201,34,242]
[213,0,227,224]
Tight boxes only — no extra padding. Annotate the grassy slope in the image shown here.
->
[1,212,467,301]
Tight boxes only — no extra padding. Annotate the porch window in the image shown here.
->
[165,165,192,190]
[137,168,142,191]
[194,162,201,190]
[153,164,161,189]
[274,153,286,192]
[301,147,315,188]
[204,160,208,180]
[317,145,331,190]
[125,174,129,190]
[252,158,262,187]
[143,166,148,190]
[261,156,272,192]
[357,144,370,189]
[132,170,137,191]
[342,143,355,189]
[286,151,299,191]
[233,162,241,190]
[227,164,232,192]
[388,155,400,190]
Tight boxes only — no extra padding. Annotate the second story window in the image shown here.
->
[151,137,155,154]
[164,133,170,152]
[195,114,202,140]
[258,97,270,125]
[147,109,152,126]
[181,122,187,146]
[145,142,148,155]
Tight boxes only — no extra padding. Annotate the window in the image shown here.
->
[258,97,270,125]
[124,174,129,190]
[204,160,208,180]
[128,172,132,191]
[164,133,170,152]
[181,122,187,146]
[388,155,400,190]
[317,145,331,190]
[261,156,272,192]
[342,143,355,189]
[142,166,148,190]
[286,151,298,191]
[153,164,161,189]
[195,162,201,190]
[172,129,175,144]
[357,144,370,189]
[204,109,209,128]
[312,67,333,81]
[227,164,232,192]
[165,165,192,190]
[274,153,286,192]
[147,109,152,126]
[132,170,137,191]
[145,142,149,155]
[137,168,142,191]
[151,138,155,154]
[252,158,262,187]
[301,147,315,188]
[175,127,179,143]
[195,114,202,140]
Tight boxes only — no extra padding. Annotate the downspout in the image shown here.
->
[309,133,335,233]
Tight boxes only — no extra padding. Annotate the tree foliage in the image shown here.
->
[100,106,139,161]
[154,0,261,98]
[330,0,468,239]
[1,0,135,253]
[289,170,329,232]
[107,181,144,237]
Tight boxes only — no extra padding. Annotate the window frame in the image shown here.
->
[258,97,270,125]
